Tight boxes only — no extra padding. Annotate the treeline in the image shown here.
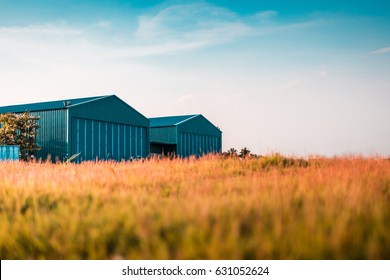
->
[221,148,310,168]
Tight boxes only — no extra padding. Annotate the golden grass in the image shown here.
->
[0,155,389,259]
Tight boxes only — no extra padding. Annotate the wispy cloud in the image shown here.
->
[370,47,390,55]
[131,3,251,56]
[0,2,348,64]
[252,10,278,21]
[0,22,81,36]
[114,22,250,58]
[125,3,322,58]
[0,21,99,68]
[0,3,321,60]
[108,41,214,58]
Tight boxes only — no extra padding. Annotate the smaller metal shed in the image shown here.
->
[0,145,20,161]
[149,114,222,157]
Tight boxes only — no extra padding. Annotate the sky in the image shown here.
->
[0,0,389,156]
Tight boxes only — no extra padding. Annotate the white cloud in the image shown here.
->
[127,3,319,58]
[0,22,81,36]
[131,3,251,55]
[252,10,278,20]
[370,47,390,55]
[107,41,210,58]
[0,3,319,62]
[0,22,92,66]
[134,3,240,38]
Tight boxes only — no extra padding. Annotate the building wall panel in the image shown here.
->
[178,115,221,137]
[31,109,67,161]
[71,117,147,162]
[119,125,124,161]
[177,132,221,157]
[69,95,150,157]
[69,96,149,127]
[150,127,176,144]
[112,123,118,160]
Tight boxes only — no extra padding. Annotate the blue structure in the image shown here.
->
[0,145,20,161]
[0,95,149,162]
[149,114,222,157]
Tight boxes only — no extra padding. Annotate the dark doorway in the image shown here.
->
[150,143,176,156]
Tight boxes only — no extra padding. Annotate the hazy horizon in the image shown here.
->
[1,0,389,156]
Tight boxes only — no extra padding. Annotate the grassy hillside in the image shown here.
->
[0,155,389,259]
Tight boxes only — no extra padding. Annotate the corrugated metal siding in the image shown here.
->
[31,110,68,161]
[176,115,222,157]
[177,132,221,157]
[69,95,149,127]
[69,95,150,158]
[178,115,221,137]
[0,145,20,161]
[150,126,176,144]
[71,117,147,162]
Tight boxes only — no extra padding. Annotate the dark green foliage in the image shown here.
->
[239,147,251,158]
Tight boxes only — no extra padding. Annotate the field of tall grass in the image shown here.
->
[0,155,389,259]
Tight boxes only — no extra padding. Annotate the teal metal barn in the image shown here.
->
[149,114,222,157]
[0,95,149,162]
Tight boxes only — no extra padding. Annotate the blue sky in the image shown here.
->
[0,0,389,156]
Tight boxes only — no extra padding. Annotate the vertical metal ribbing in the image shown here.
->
[111,124,114,160]
[124,125,126,159]
[140,127,143,157]
[118,124,120,160]
[130,126,132,158]
[76,118,80,162]
[135,126,138,157]
[98,121,101,159]
[105,122,108,159]
[84,120,87,160]
[91,120,94,159]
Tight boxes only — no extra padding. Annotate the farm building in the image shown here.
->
[149,114,222,157]
[0,95,149,162]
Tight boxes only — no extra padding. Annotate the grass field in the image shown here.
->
[0,155,389,259]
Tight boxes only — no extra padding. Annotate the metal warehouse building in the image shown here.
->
[149,114,222,157]
[0,95,149,162]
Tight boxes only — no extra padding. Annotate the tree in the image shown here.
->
[239,147,251,158]
[226,147,238,157]
[0,112,40,160]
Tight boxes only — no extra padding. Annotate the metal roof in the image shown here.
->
[0,95,110,113]
[149,115,199,127]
